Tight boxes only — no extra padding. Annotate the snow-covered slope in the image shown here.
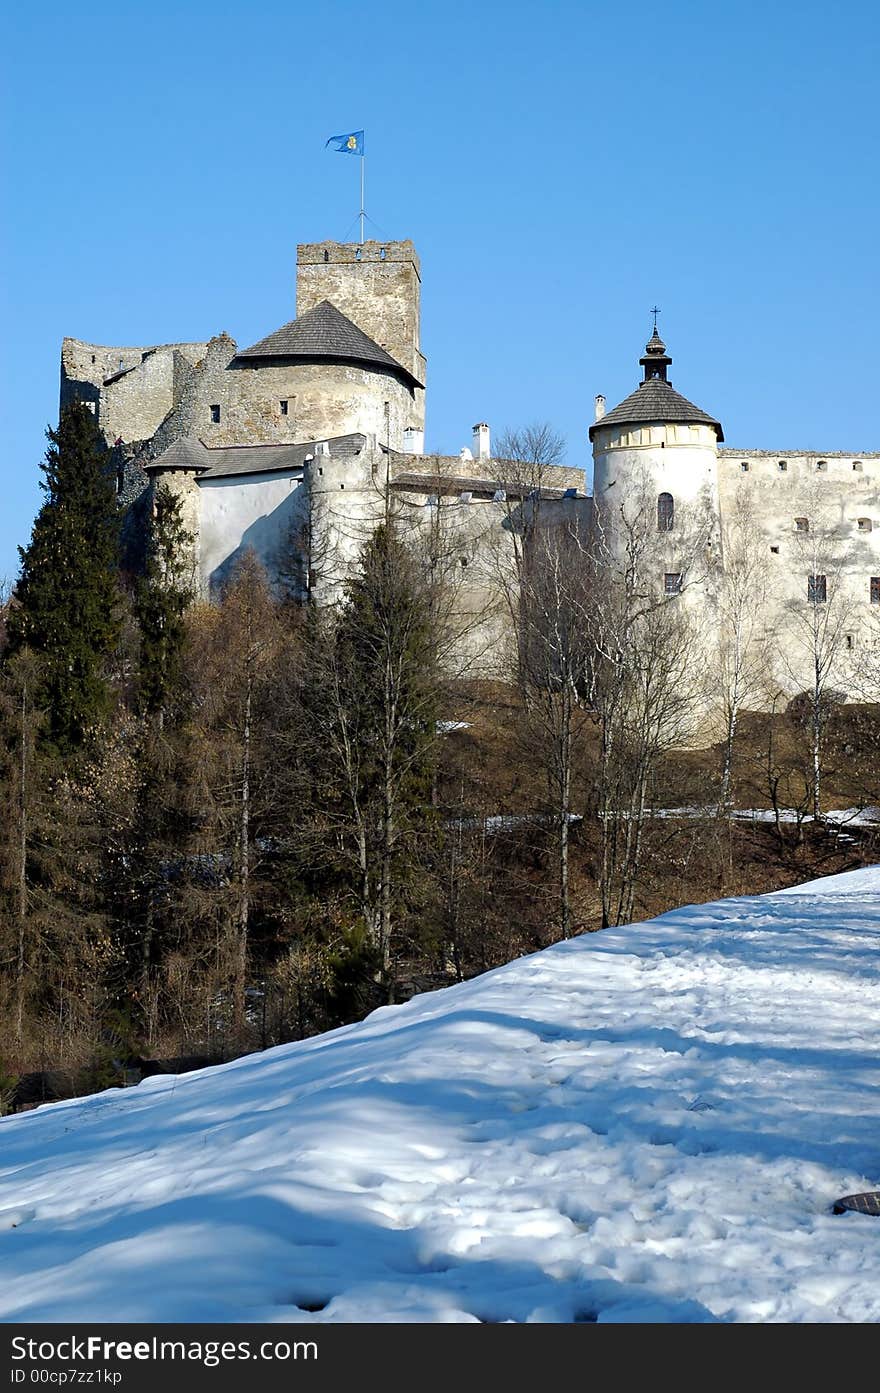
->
[2,869,879,1324]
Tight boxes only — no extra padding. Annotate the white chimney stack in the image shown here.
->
[594,395,606,422]
[472,422,491,461]
[403,427,424,455]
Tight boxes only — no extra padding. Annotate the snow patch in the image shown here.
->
[2,867,880,1322]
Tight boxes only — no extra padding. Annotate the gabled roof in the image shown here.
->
[145,433,367,480]
[590,378,723,442]
[235,300,423,387]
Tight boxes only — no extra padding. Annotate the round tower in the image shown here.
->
[590,327,724,619]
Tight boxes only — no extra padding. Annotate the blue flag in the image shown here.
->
[325,130,364,155]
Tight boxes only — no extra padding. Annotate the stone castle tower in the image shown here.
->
[590,327,724,621]
[61,238,426,475]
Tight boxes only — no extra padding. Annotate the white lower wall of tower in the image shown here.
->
[198,470,307,596]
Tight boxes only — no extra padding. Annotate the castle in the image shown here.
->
[60,238,880,703]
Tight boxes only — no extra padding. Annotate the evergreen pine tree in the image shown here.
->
[135,482,195,722]
[6,403,121,752]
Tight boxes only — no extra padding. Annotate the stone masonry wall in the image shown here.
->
[392,454,586,493]
[142,346,416,457]
[61,337,208,440]
[717,448,880,695]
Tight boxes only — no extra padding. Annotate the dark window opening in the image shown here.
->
[778,460,787,471]
[858,517,872,532]
[770,545,780,554]
[664,572,682,595]
[871,577,880,604]
[808,574,827,603]
[657,491,674,532]
[280,399,289,416]
[323,250,329,262]
[740,461,749,472]
[91,354,96,364]
[210,404,221,424]
[795,517,809,532]
[845,634,855,650]
[816,459,827,471]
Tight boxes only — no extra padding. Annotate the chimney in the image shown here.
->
[472,422,491,461]
[403,427,424,455]
[594,395,606,422]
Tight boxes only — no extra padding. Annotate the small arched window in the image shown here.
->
[657,492,674,532]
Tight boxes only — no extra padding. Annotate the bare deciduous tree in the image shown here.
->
[586,475,713,926]
[516,518,592,939]
[716,487,776,815]
[782,491,855,821]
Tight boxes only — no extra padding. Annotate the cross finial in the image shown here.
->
[650,305,661,331]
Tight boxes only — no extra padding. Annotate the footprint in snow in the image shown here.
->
[0,1208,36,1230]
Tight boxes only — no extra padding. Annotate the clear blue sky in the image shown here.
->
[2,0,878,583]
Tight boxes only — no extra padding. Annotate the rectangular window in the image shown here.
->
[740,461,749,472]
[845,634,855,650]
[778,460,787,471]
[871,577,880,604]
[808,574,827,603]
[770,545,779,554]
[664,572,682,595]
[795,517,809,532]
[210,404,221,424]
[280,399,289,416]
[858,518,872,532]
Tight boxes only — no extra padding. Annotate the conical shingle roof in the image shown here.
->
[236,300,422,387]
[590,379,723,441]
[147,436,212,471]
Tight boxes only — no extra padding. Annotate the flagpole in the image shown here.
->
[359,155,365,244]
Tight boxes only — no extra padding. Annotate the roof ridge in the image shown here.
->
[198,431,367,454]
